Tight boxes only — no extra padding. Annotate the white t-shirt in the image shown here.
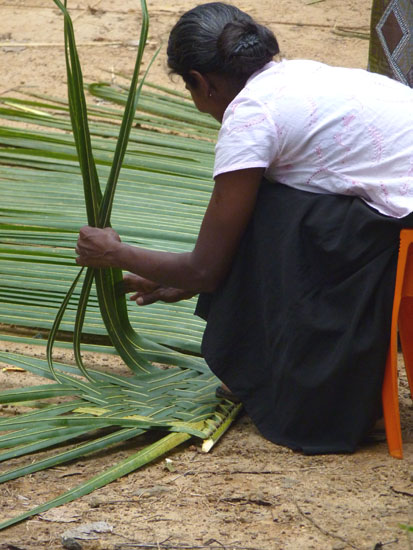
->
[214,60,413,218]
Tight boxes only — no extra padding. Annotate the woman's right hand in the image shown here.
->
[121,273,195,306]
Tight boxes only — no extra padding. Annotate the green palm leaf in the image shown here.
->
[0,0,242,531]
[0,350,241,530]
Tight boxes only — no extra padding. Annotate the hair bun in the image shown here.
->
[167,3,280,86]
[218,20,279,77]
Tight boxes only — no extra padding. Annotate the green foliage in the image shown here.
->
[0,0,241,530]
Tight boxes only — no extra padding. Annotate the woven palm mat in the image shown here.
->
[368,0,413,87]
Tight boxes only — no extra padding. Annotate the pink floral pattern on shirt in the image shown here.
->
[214,60,413,218]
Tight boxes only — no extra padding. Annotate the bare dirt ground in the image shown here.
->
[0,1,412,549]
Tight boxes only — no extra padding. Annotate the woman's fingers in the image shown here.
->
[130,287,195,306]
[122,273,160,294]
[75,226,122,268]
[132,291,162,306]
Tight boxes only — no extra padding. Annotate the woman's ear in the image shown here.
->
[188,70,212,98]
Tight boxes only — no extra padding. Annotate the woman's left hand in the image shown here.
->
[75,226,122,268]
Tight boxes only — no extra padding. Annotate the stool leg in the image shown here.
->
[398,298,413,400]
[382,348,403,459]
[381,233,409,459]
[398,233,413,401]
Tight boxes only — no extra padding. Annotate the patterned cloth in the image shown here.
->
[368,0,413,87]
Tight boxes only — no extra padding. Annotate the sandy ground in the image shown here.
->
[0,0,412,549]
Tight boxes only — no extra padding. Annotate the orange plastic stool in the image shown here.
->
[382,229,413,458]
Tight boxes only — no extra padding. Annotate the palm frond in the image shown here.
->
[0,0,241,530]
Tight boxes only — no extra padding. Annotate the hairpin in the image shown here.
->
[233,33,260,54]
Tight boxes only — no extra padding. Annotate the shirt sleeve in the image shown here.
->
[213,95,279,179]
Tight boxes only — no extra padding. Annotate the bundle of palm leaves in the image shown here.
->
[0,0,240,530]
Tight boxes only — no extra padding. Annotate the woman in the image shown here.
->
[76,3,413,454]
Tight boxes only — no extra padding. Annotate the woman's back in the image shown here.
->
[214,59,413,218]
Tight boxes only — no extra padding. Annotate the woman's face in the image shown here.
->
[185,81,221,121]
[185,73,240,123]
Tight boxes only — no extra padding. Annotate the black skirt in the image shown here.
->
[196,180,413,454]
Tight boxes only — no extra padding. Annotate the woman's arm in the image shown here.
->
[76,167,265,293]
